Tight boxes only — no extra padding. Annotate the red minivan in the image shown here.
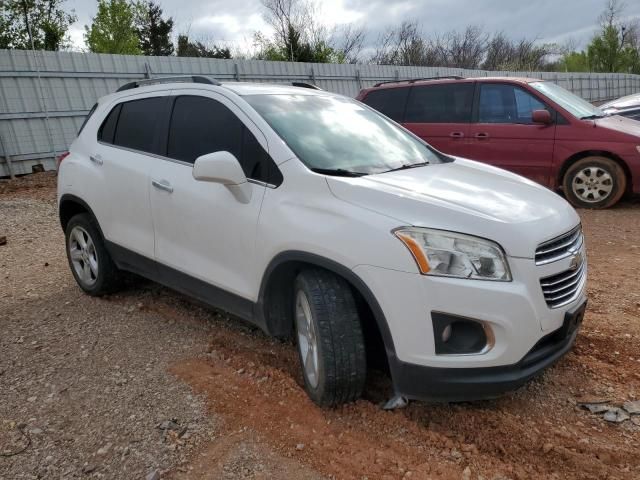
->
[357,76,640,208]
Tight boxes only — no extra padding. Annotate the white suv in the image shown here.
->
[58,76,588,406]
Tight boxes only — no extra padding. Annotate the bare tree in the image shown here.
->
[371,21,430,66]
[332,23,366,63]
[444,25,487,68]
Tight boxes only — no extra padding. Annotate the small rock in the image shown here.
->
[29,427,43,435]
[296,443,305,451]
[96,443,112,456]
[543,443,553,454]
[580,403,610,414]
[622,400,640,415]
[462,466,471,480]
[157,419,180,431]
[0,236,6,246]
[27,396,37,403]
[603,408,630,423]
[82,464,97,474]
[450,448,462,460]
[146,469,161,480]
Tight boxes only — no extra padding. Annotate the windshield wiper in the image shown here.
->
[580,114,605,120]
[310,167,368,177]
[383,161,430,173]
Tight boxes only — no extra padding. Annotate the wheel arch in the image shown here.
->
[59,194,105,238]
[558,150,632,194]
[256,251,397,369]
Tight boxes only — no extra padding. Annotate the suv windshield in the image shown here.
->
[530,81,605,120]
[245,94,445,176]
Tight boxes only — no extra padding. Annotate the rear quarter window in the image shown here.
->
[360,88,409,122]
[98,104,121,144]
[78,103,98,135]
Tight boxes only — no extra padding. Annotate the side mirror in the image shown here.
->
[532,109,552,125]
[193,151,251,203]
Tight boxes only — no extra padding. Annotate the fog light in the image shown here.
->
[432,312,493,355]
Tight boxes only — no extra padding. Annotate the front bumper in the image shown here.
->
[388,301,586,401]
[353,244,587,401]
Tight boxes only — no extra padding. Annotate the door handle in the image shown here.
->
[449,131,465,138]
[89,154,103,165]
[151,179,173,193]
[474,132,490,139]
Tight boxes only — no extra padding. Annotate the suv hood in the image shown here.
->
[327,158,580,259]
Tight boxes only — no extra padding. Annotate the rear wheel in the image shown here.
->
[562,156,626,209]
[294,269,366,407]
[65,213,121,295]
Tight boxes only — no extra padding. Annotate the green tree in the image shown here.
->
[587,24,638,72]
[0,0,77,50]
[176,34,231,58]
[133,0,173,56]
[558,51,590,72]
[84,0,140,54]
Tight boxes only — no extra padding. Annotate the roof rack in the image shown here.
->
[116,75,222,92]
[291,82,323,90]
[373,75,464,87]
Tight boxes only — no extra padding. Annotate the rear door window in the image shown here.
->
[360,88,409,122]
[113,97,166,153]
[478,84,550,124]
[167,95,281,184]
[405,83,474,123]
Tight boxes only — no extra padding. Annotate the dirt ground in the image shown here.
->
[1,172,639,480]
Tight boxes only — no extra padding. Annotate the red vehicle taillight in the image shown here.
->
[56,151,70,169]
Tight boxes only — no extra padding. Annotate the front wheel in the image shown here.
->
[294,269,366,407]
[562,156,626,209]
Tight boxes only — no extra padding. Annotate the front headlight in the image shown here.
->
[393,227,511,281]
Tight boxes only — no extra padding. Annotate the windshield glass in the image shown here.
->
[530,81,604,119]
[244,94,444,175]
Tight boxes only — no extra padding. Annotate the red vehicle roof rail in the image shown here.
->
[373,75,465,88]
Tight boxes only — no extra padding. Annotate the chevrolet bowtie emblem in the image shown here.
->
[569,251,583,271]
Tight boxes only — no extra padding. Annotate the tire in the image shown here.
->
[65,213,121,295]
[562,156,626,209]
[294,269,367,407]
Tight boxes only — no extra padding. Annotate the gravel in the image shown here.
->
[0,191,216,478]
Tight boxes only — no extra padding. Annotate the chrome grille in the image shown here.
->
[535,226,583,265]
[540,261,586,308]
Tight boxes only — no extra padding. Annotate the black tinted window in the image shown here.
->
[98,104,121,144]
[361,88,409,122]
[168,95,280,183]
[113,97,165,152]
[479,84,550,124]
[405,83,474,123]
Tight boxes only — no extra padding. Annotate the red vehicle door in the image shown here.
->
[466,83,556,186]
[402,82,475,157]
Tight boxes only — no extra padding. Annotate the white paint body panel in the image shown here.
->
[58,81,587,372]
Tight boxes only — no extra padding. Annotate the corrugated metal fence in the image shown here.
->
[2,48,640,177]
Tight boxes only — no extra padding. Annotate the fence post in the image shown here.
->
[234,63,240,82]
[144,62,152,79]
[355,69,362,90]
[0,132,15,179]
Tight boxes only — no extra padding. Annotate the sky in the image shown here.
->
[65,0,640,56]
